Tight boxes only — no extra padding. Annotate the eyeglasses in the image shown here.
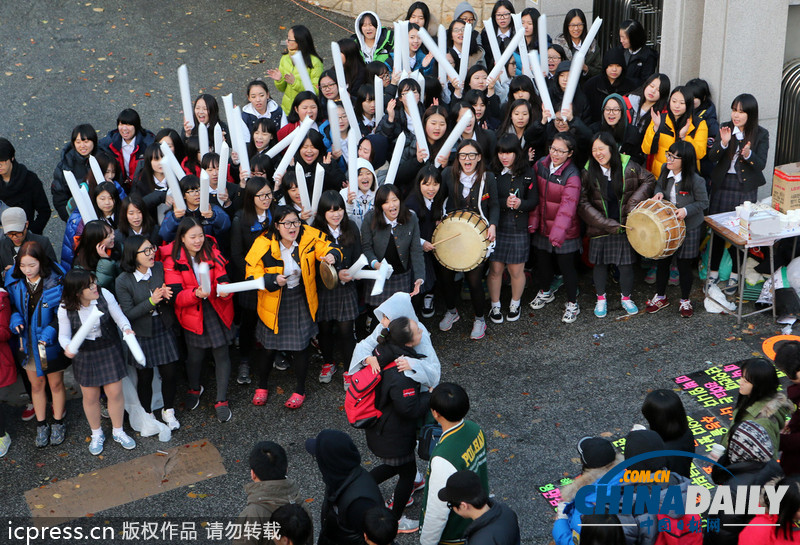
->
[277,220,302,228]
[495,12,511,19]
[568,23,585,28]
[458,152,479,160]
[87,281,97,289]
[604,107,622,114]
[547,56,562,61]
[320,83,337,90]
[137,246,156,256]
[550,146,570,155]
[185,189,201,195]
[452,28,464,35]
[459,16,475,24]
[666,153,682,161]
[5,231,25,239]
[256,192,273,200]
[286,38,297,43]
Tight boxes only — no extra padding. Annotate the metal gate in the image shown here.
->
[776,59,800,165]
[591,0,663,56]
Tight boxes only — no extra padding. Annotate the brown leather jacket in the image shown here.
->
[578,157,655,238]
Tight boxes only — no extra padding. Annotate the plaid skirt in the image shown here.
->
[379,452,417,467]
[588,232,636,265]
[184,300,234,349]
[709,173,758,215]
[490,215,530,264]
[676,226,702,259]
[72,338,127,387]
[317,281,360,322]
[365,269,413,307]
[256,285,318,351]
[532,233,581,255]
[138,316,180,368]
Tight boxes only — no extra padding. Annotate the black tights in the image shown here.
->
[709,233,740,274]
[254,347,311,395]
[186,345,231,403]
[0,404,6,436]
[370,459,417,519]
[656,256,695,300]
[318,320,355,365]
[238,308,259,362]
[440,266,486,318]
[136,361,178,412]
[593,264,634,298]
[536,250,579,302]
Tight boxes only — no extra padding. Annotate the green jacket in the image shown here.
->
[96,257,120,294]
[724,393,793,460]
[276,53,324,114]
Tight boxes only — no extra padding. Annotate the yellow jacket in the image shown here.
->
[245,226,340,333]
[641,115,708,176]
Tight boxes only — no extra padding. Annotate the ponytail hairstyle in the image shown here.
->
[376,316,415,348]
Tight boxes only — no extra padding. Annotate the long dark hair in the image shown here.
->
[730,93,760,155]
[562,8,588,51]
[12,241,54,281]
[422,105,451,159]
[447,19,479,56]
[74,220,113,273]
[641,389,690,442]
[242,176,274,229]
[491,0,516,31]
[665,141,698,190]
[406,2,430,29]
[183,136,202,174]
[136,143,165,192]
[600,95,628,145]
[409,165,445,223]
[666,86,694,135]
[587,132,624,198]
[773,476,800,540]
[91,181,122,226]
[338,38,365,89]
[120,234,149,274]
[88,150,120,188]
[192,94,221,129]
[118,195,155,237]
[371,184,410,231]
[313,190,358,247]
[631,73,671,112]
[733,358,780,423]
[498,99,535,138]
[493,133,528,177]
[172,216,216,265]
[154,128,186,163]
[521,8,542,50]
[290,25,322,67]
[60,268,97,312]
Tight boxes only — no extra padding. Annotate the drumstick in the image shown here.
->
[431,233,462,247]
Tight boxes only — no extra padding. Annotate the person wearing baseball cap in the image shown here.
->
[438,470,520,545]
[0,207,57,272]
[0,138,51,235]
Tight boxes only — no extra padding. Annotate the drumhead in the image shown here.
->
[433,212,491,271]
[626,207,668,259]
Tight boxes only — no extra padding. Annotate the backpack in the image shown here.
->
[654,513,703,545]
[344,361,396,429]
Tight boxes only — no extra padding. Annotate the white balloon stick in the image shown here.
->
[216,276,265,295]
[178,65,195,130]
[197,262,212,294]
[393,22,404,74]
[123,333,146,367]
[458,23,473,84]
[483,19,503,77]
[63,170,97,222]
[219,142,230,188]
[266,124,300,159]
[404,92,428,158]
[487,32,526,82]
[413,70,425,103]
[374,74,384,127]
[347,129,359,195]
[88,155,105,184]
[273,117,314,181]
[512,15,532,77]
[339,88,360,139]
[345,254,368,277]
[221,94,241,161]
[538,14,549,74]
[161,160,187,211]
[311,163,325,213]
[291,52,316,94]
[384,132,406,187]
[233,106,251,175]
[560,52,585,117]
[331,41,348,93]
[199,169,210,213]
[529,51,556,122]
[437,24,447,87]
[417,28,459,82]
[582,18,603,56]
[295,163,312,212]
[198,122,209,157]
[327,101,343,152]
[436,110,473,167]
[78,186,97,223]
[67,307,104,355]
[214,123,224,154]
[159,141,185,180]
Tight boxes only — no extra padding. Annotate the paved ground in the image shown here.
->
[0,1,787,544]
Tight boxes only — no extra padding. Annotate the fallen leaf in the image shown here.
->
[492,430,508,439]
[53,494,62,499]
[34,505,44,509]
[276,386,285,395]
[36,462,45,468]
[600,431,613,437]
[93,7,104,11]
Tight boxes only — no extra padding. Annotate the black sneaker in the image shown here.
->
[507,303,521,322]
[215,401,232,422]
[488,306,503,324]
[186,385,204,411]
[273,352,290,371]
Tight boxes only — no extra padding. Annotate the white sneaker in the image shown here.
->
[470,319,486,340]
[422,294,435,318]
[562,302,580,324]
[530,290,555,310]
[161,408,180,431]
[397,515,420,534]
[89,433,105,456]
[438,310,460,332]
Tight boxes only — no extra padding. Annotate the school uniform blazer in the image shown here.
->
[708,123,770,192]
[114,262,176,337]
[441,168,500,227]
[494,166,539,231]
[360,210,425,285]
[653,169,709,230]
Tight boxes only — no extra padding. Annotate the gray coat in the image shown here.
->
[654,170,709,230]
[360,209,425,284]
[0,232,57,272]
[114,261,176,337]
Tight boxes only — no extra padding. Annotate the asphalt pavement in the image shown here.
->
[0,1,785,544]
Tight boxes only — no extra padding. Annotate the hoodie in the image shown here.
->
[348,292,441,388]
[341,158,377,229]
[233,478,313,545]
[591,93,647,164]
[52,143,90,221]
[464,500,521,545]
[582,47,635,124]
[453,1,477,22]
[353,11,393,64]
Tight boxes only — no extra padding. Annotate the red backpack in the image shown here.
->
[345,362,396,428]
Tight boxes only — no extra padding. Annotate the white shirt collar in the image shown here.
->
[328,225,341,239]
[134,268,152,282]
[732,126,744,139]
[383,213,398,228]
[668,170,682,183]
[600,166,611,179]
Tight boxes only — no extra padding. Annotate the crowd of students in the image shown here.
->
[0,0,786,543]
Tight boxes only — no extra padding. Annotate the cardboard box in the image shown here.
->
[772,162,800,213]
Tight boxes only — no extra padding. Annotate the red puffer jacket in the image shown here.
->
[528,156,582,247]
[0,290,17,389]
[161,239,234,335]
